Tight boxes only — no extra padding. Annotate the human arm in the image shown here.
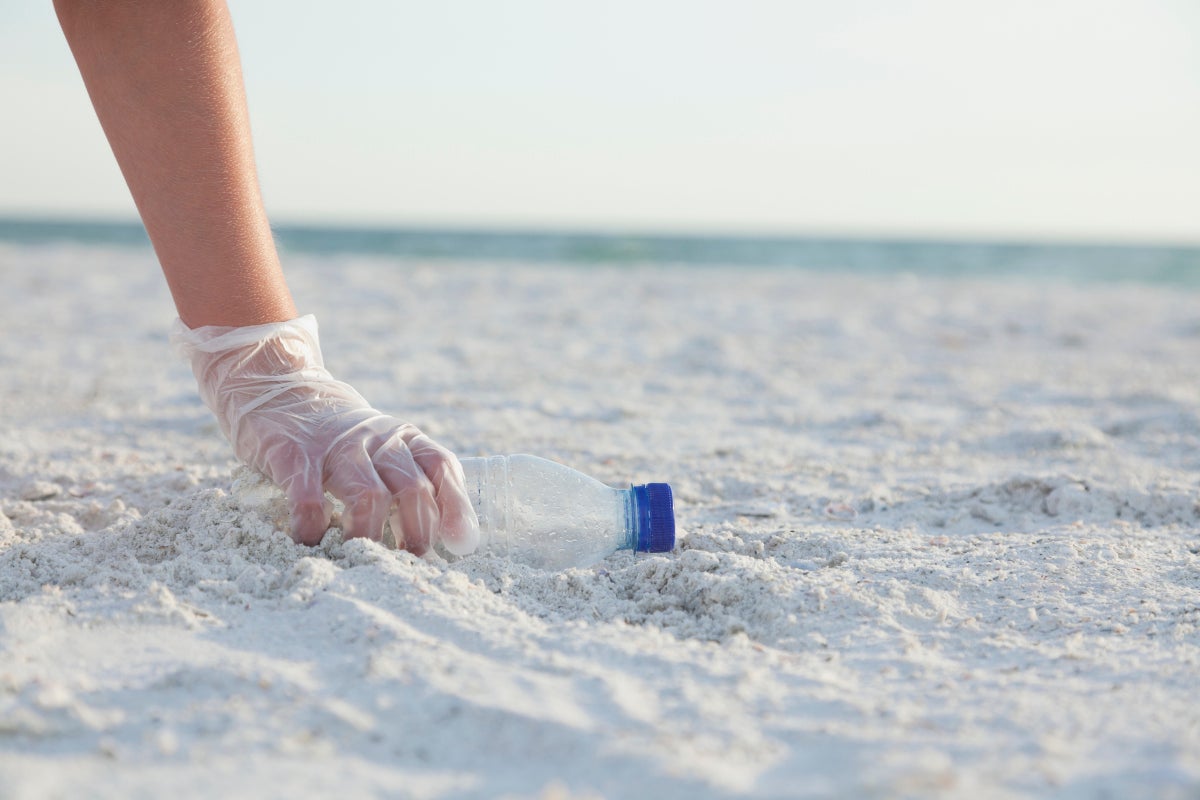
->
[54,0,479,553]
[53,0,293,328]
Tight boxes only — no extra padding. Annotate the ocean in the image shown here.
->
[2,216,1199,286]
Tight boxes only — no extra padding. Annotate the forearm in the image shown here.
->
[55,0,296,327]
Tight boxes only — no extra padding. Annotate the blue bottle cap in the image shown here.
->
[631,482,675,553]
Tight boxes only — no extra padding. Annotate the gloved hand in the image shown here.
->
[171,314,479,555]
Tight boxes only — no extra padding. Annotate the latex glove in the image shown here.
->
[171,314,479,554]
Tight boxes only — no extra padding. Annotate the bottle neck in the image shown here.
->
[622,485,654,552]
[620,488,636,551]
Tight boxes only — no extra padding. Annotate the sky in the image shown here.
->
[0,0,1197,243]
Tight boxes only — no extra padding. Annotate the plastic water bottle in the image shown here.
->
[449,454,675,569]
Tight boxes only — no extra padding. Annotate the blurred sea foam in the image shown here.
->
[2,216,1198,286]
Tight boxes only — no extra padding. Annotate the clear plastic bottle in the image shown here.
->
[450,454,675,569]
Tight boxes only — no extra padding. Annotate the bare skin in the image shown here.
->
[51,1,478,553]
[54,0,296,328]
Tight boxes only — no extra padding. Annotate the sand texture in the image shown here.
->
[2,244,1199,798]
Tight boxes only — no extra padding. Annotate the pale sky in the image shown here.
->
[1,0,1198,242]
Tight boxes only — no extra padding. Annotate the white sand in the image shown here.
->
[2,242,1199,798]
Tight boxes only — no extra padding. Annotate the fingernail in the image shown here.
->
[439,511,480,556]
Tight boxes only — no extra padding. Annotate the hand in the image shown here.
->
[171,315,479,554]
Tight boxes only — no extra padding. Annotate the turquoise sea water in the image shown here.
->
[2,216,1199,286]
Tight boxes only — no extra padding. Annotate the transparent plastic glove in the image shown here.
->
[170,314,480,555]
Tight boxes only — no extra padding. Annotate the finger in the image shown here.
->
[274,455,332,546]
[323,440,392,541]
[284,473,333,546]
[371,434,439,556]
[402,430,481,556]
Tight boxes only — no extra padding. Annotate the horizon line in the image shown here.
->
[2,211,1199,251]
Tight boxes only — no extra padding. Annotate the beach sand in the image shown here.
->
[2,243,1199,798]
